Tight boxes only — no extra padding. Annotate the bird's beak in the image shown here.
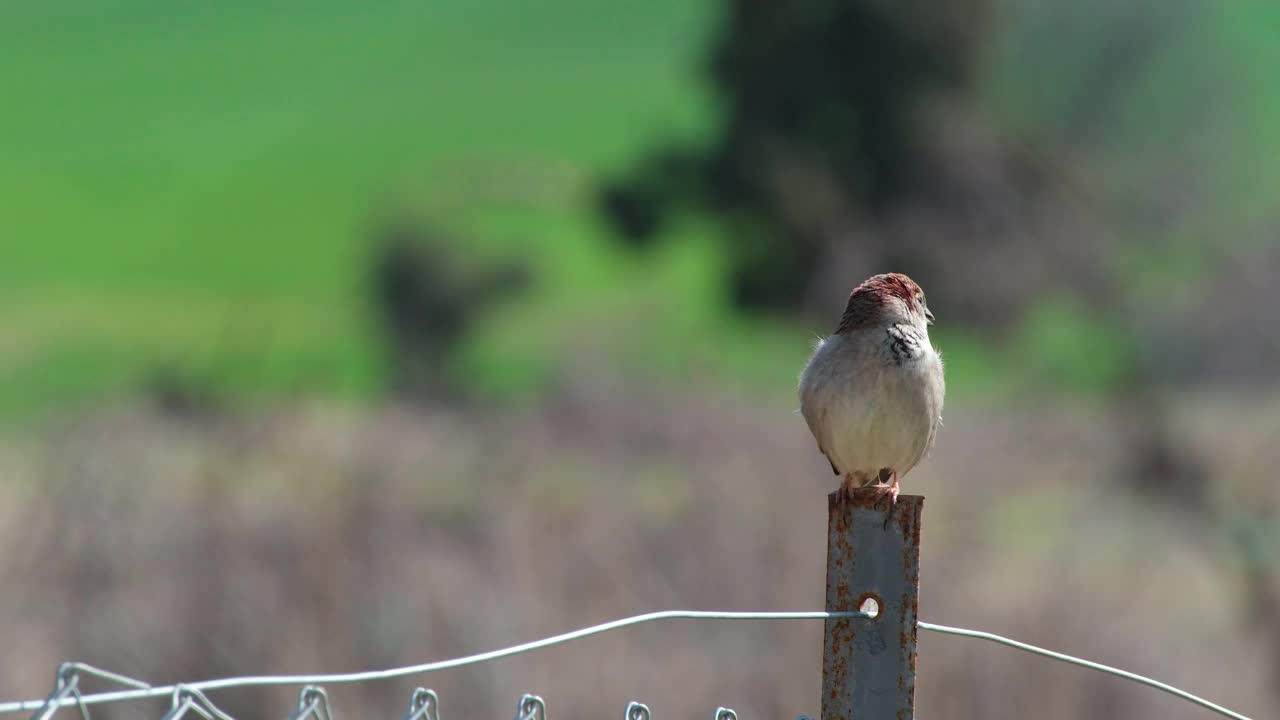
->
[924,307,935,325]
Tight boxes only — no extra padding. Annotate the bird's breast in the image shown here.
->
[799,328,943,476]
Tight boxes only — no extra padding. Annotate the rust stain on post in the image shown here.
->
[822,489,923,720]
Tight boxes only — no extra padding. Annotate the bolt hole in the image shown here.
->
[858,595,880,619]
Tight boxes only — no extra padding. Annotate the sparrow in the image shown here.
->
[798,273,945,508]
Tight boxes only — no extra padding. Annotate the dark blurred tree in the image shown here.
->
[600,0,991,311]
[371,222,530,401]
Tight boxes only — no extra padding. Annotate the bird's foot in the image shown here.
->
[873,475,900,530]
[835,474,857,516]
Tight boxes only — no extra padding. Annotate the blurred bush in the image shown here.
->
[371,222,531,402]
[600,0,1010,314]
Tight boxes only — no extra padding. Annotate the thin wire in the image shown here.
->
[287,687,332,720]
[0,611,1254,720]
[918,621,1253,720]
[28,674,79,720]
[403,689,439,720]
[514,694,545,720]
[0,611,863,714]
[27,661,151,720]
[29,665,94,720]
[159,697,202,720]
[68,686,89,720]
[63,663,150,691]
[160,688,235,720]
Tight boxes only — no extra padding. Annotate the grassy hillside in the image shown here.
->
[3,0,1278,417]
[0,0,720,415]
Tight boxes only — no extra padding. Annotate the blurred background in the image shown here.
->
[2,0,1279,717]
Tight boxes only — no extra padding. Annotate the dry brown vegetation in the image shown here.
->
[2,379,1277,719]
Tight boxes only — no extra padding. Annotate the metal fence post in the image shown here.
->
[821,490,924,720]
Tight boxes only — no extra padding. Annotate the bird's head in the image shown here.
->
[835,273,934,333]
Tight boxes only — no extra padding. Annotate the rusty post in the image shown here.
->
[821,489,923,720]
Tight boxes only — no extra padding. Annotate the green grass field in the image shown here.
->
[3,0,1279,418]
[0,0,727,415]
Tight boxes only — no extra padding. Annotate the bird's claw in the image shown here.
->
[874,477,900,530]
[836,473,899,531]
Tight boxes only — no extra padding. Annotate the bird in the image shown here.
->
[798,272,945,509]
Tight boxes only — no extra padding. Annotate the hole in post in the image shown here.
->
[857,593,881,619]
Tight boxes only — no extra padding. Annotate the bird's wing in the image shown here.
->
[799,338,845,476]
[799,382,840,476]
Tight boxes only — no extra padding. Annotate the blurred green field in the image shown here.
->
[0,0,726,416]
[3,0,1280,418]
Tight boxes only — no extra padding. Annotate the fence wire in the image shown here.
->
[0,610,1255,720]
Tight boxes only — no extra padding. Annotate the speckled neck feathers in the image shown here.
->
[884,323,926,365]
